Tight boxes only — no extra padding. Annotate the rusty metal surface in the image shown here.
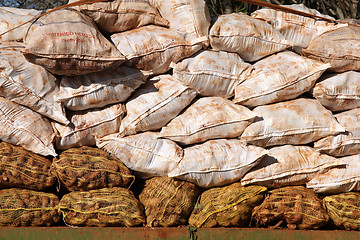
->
[0,227,359,240]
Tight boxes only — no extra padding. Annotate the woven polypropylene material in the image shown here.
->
[189,183,266,228]
[139,176,201,227]
[0,142,56,190]
[59,187,145,227]
[0,188,60,226]
[51,146,134,191]
[252,186,329,230]
[324,192,360,230]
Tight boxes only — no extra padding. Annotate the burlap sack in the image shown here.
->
[189,183,266,228]
[324,192,360,230]
[23,8,125,76]
[252,186,329,230]
[0,7,40,42]
[56,66,150,111]
[111,25,203,75]
[0,188,60,226]
[168,139,267,188]
[233,51,330,107]
[171,50,253,98]
[139,176,201,227]
[307,154,360,194]
[160,97,258,145]
[0,142,55,191]
[97,132,183,179]
[240,98,345,147]
[53,103,125,150]
[59,187,145,227]
[312,71,360,111]
[241,145,344,188]
[314,108,360,157]
[0,97,56,156]
[68,0,168,34]
[119,75,197,137]
[209,13,291,62]
[51,146,134,191]
[303,26,360,73]
[0,42,69,125]
[149,0,210,46]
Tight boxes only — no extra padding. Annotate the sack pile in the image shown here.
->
[0,0,359,229]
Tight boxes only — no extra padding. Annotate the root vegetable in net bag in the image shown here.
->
[189,183,266,228]
[51,146,134,192]
[0,188,60,226]
[323,192,360,231]
[0,142,56,191]
[252,186,329,230]
[139,176,201,227]
[59,187,145,227]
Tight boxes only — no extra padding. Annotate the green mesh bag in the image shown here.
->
[59,187,145,227]
[188,183,266,228]
[252,186,329,230]
[51,146,134,191]
[0,142,56,190]
[0,188,60,226]
[139,176,201,227]
[324,192,360,230]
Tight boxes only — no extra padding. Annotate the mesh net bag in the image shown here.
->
[323,192,360,230]
[59,187,145,227]
[0,188,60,226]
[51,146,134,191]
[252,186,329,230]
[139,176,201,227]
[0,142,56,191]
[189,183,266,228]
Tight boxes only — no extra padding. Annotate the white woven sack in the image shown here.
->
[68,0,169,34]
[119,74,197,137]
[303,26,360,73]
[168,139,267,188]
[0,97,56,156]
[233,51,330,107]
[111,25,204,75]
[96,132,183,179]
[307,154,360,194]
[312,71,360,112]
[240,98,346,147]
[56,66,150,111]
[160,97,258,145]
[0,7,41,42]
[0,42,69,125]
[171,50,253,98]
[241,145,344,188]
[314,108,360,157]
[209,13,292,62]
[23,9,125,76]
[149,0,210,46]
[53,103,125,150]
[251,4,343,53]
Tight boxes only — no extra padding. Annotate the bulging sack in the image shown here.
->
[68,0,169,34]
[171,50,253,98]
[209,13,292,62]
[240,98,345,147]
[168,139,267,188]
[160,97,258,145]
[0,97,56,156]
[0,42,69,125]
[23,8,125,76]
[97,132,183,179]
[233,51,330,107]
[241,145,344,188]
[111,25,203,75]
